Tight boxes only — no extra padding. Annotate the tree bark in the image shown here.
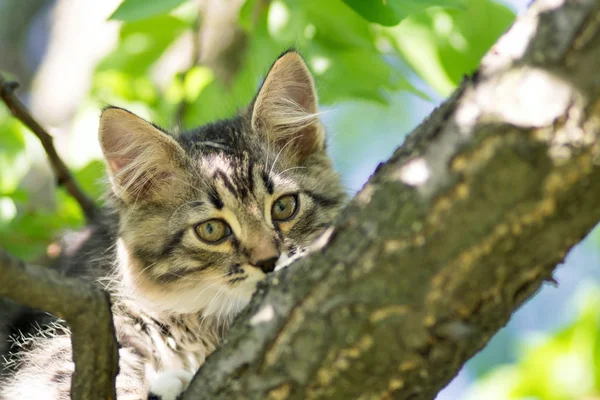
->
[183,0,600,398]
[0,250,118,400]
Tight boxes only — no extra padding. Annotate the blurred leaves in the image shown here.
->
[0,109,87,260]
[73,160,107,202]
[98,15,188,76]
[388,0,515,95]
[109,0,188,22]
[97,0,514,129]
[342,0,465,26]
[465,285,600,400]
[0,0,514,262]
[0,114,29,194]
[0,189,84,261]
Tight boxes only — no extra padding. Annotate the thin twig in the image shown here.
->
[0,249,118,400]
[0,74,98,221]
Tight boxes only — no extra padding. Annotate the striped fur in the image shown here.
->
[1,51,345,399]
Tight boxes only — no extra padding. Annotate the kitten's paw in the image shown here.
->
[275,247,307,271]
[147,370,194,400]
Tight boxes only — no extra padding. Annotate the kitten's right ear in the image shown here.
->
[99,107,187,202]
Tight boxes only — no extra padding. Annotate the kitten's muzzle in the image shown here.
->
[255,256,278,274]
[246,237,279,274]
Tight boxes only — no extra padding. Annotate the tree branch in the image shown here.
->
[0,74,97,221]
[184,0,600,398]
[0,249,118,400]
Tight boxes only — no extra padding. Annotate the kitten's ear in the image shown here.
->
[250,51,324,163]
[99,107,187,202]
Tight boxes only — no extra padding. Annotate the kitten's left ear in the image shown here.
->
[250,51,324,163]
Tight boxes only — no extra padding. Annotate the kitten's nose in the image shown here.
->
[248,239,279,273]
[255,256,278,274]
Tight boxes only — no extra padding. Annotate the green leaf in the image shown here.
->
[301,0,376,49]
[92,71,159,105]
[239,0,258,31]
[237,0,418,105]
[2,189,28,203]
[388,0,515,95]
[109,0,188,22]
[342,0,465,26]
[465,286,600,400]
[0,189,84,261]
[309,47,395,104]
[97,15,188,76]
[73,160,107,202]
[183,80,239,128]
[0,116,30,193]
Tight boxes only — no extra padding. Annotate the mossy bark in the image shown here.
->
[184,1,600,398]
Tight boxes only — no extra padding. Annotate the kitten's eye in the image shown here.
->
[271,194,298,222]
[194,219,232,243]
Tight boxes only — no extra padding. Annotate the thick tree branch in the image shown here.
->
[0,74,97,221]
[0,250,118,400]
[184,0,600,398]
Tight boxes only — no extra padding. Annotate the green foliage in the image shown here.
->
[74,160,108,202]
[342,0,465,26]
[98,15,189,76]
[109,0,188,22]
[465,286,600,400]
[0,191,84,260]
[0,0,515,260]
[0,115,28,194]
[388,0,515,95]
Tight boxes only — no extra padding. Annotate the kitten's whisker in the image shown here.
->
[224,296,235,324]
[120,184,144,228]
[268,136,301,179]
[222,297,231,322]
[264,131,272,181]
[220,294,235,326]
[113,259,162,301]
[167,270,231,284]
[191,278,226,305]
[167,198,211,225]
[273,166,307,179]
[206,286,228,322]
[196,141,231,152]
[168,176,208,195]
[225,294,238,320]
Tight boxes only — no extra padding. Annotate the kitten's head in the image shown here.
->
[99,51,344,316]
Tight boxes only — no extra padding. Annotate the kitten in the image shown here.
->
[0,50,345,399]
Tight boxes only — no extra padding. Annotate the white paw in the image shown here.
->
[148,370,194,400]
[274,248,308,272]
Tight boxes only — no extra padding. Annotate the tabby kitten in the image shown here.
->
[0,51,344,399]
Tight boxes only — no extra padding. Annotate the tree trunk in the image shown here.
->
[183,0,600,398]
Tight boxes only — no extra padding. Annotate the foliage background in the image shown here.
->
[2,0,599,398]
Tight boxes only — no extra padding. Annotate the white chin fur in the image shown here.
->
[124,270,263,317]
[117,240,266,317]
[134,279,257,316]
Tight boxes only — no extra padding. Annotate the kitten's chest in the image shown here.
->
[117,306,222,373]
[149,322,218,372]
